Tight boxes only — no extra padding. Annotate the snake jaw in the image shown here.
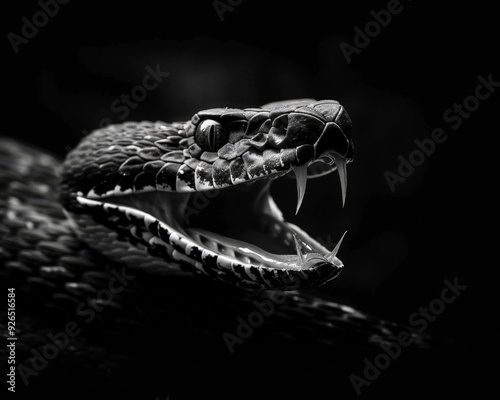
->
[61,99,353,290]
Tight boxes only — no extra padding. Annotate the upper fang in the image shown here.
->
[292,164,308,215]
[333,156,347,207]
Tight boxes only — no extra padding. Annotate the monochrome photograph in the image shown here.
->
[2,0,496,399]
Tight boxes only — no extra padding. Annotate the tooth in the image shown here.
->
[292,233,307,266]
[334,156,347,207]
[292,165,308,215]
[327,231,347,263]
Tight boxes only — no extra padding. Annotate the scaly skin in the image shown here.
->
[0,101,427,398]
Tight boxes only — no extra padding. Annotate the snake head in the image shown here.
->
[61,99,353,290]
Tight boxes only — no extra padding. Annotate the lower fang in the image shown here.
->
[292,233,307,266]
[327,231,347,263]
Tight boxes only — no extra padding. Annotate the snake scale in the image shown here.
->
[1,99,428,399]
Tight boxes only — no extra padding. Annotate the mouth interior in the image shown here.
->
[190,178,310,255]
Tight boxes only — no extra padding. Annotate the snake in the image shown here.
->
[0,99,428,399]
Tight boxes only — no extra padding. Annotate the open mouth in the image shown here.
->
[185,154,349,269]
[66,99,353,289]
[103,153,347,269]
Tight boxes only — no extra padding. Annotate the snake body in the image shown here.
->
[1,99,427,398]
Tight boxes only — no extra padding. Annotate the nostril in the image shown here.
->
[314,122,352,159]
[267,114,288,147]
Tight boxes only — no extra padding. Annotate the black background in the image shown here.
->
[4,0,498,398]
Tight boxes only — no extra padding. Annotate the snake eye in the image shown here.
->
[194,119,229,152]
